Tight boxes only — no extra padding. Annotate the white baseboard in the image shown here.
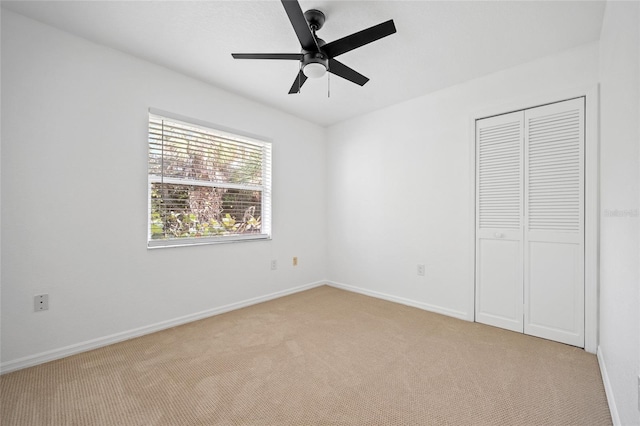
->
[0,281,326,375]
[327,280,470,321]
[597,346,621,425]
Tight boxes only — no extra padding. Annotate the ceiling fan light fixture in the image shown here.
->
[303,62,327,78]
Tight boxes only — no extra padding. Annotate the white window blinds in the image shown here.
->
[148,112,271,248]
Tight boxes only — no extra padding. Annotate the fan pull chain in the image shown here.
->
[298,61,302,94]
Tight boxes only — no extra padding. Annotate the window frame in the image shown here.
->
[147,109,272,249]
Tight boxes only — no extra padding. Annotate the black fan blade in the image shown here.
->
[232,53,303,60]
[328,59,369,86]
[281,0,316,51]
[288,70,308,94]
[324,20,396,58]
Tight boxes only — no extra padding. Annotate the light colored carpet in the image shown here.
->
[1,285,611,425]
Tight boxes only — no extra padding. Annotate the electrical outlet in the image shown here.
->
[34,294,49,312]
[271,260,277,270]
[417,264,425,276]
[293,256,298,266]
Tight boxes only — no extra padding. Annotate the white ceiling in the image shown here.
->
[2,0,605,127]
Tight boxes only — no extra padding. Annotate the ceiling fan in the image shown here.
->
[232,0,396,94]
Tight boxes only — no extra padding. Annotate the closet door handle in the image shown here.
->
[494,232,504,238]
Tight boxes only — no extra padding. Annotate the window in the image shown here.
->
[148,111,271,248]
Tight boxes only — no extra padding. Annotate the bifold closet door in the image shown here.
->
[475,98,585,347]
[524,98,584,347]
[475,111,524,333]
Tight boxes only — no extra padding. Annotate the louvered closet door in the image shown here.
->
[475,111,524,333]
[524,98,585,347]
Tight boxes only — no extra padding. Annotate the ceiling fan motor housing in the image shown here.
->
[302,37,328,73]
[303,51,328,68]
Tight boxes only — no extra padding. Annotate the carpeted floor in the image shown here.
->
[1,285,611,425]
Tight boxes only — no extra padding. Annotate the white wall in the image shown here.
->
[598,1,640,424]
[326,43,599,319]
[0,10,327,369]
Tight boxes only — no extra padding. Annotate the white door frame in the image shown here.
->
[468,85,599,353]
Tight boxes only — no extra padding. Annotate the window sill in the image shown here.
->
[147,234,271,249]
